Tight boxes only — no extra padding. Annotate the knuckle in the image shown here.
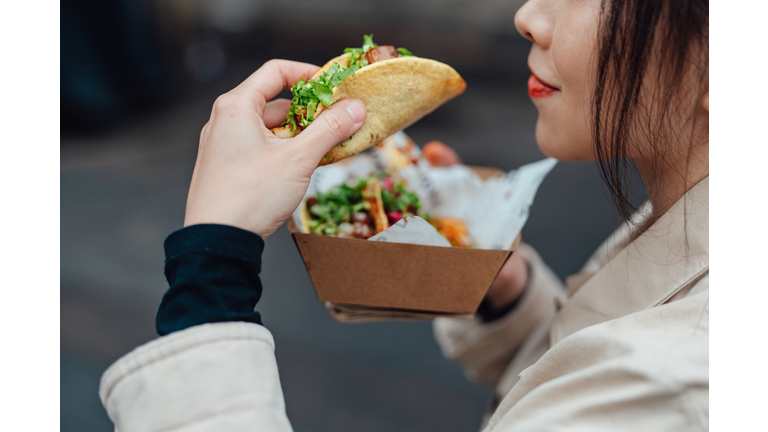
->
[263,59,281,69]
[323,110,348,137]
[263,59,286,79]
[212,93,243,115]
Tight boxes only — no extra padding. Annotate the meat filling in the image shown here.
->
[337,212,376,239]
[365,46,400,65]
[295,108,307,125]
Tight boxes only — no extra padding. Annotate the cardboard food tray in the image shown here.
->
[287,166,522,315]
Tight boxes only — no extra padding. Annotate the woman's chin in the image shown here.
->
[535,122,570,160]
[534,118,594,161]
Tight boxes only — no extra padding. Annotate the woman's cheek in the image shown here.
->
[540,10,599,161]
[561,91,597,161]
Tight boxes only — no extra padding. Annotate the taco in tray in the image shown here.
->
[303,172,473,247]
[302,177,388,239]
[271,35,466,166]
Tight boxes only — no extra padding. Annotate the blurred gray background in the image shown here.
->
[61,0,626,431]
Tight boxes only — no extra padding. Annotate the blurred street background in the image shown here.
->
[61,1,631,431]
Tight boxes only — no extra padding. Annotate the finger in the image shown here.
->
[233,60,320,115]
[263,99,291,129]
[292,99,367,162]
[423,141,462,167]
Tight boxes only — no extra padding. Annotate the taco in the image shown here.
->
[302,177,388,239]
[271,35,466,165]
[303,172,472,247]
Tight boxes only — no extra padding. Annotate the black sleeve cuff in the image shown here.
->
[475,285,527,323]
[475,261,532,324]
[156,224,265,336]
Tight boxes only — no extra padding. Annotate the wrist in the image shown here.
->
[476,282,529,323]
[184,204,275,239]
[484,253,529,309]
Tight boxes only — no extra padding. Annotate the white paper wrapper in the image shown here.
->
[292,131,557,250]
[368,216,451,247]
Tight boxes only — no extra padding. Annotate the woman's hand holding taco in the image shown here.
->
[184,60,366,239]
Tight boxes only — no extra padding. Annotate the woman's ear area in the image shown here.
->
[702,91,709,112]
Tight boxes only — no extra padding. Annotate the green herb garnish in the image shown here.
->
[283,34,413,136]
[284,63,357,136]
[396,47,414,57]
[310,80,334,107]
[362,34,377,53]
[345,34,378,69]
[381,179,422,215]
[308,178,372,235]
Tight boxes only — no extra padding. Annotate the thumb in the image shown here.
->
[294,99,367,160]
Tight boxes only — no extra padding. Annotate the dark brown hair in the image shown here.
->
[593,0,709,221]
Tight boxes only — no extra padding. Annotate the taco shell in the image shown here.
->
[317,56,465,165]
[299,200,311,234]
[312,54,352,80]
[363,179,388,234]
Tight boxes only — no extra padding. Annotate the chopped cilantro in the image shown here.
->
[362,34,377,53]
[397,47,414,57]
[382,179,422,215]
[308,178,372,235]
[323,63,341,77]
[306,100,317,120]
[381,190,394,207]
[344,47,367,69]
[310,81,334,107]
[328,64,358,87]
[283,35,413,136]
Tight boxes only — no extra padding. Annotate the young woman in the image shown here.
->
[98,0,708,430]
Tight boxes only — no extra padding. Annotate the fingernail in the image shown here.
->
[344,100,366,124]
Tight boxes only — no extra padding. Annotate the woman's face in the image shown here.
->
[515,0,602,161]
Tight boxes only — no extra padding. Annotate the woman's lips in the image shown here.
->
[528,74,558,98]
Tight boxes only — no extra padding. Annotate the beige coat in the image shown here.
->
[435,176,709,430]
[99,178,708,432]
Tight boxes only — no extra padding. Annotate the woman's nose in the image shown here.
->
[514,0,553,49]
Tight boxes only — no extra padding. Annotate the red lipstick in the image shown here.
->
[528,74,558,98]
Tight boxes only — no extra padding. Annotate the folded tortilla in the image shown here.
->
[363,179,388,234]
[302,178,388,237]
[278,53,466,166]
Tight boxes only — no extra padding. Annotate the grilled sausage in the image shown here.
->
[365,46,399,65]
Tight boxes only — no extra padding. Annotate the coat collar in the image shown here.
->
[550,177,709,345]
